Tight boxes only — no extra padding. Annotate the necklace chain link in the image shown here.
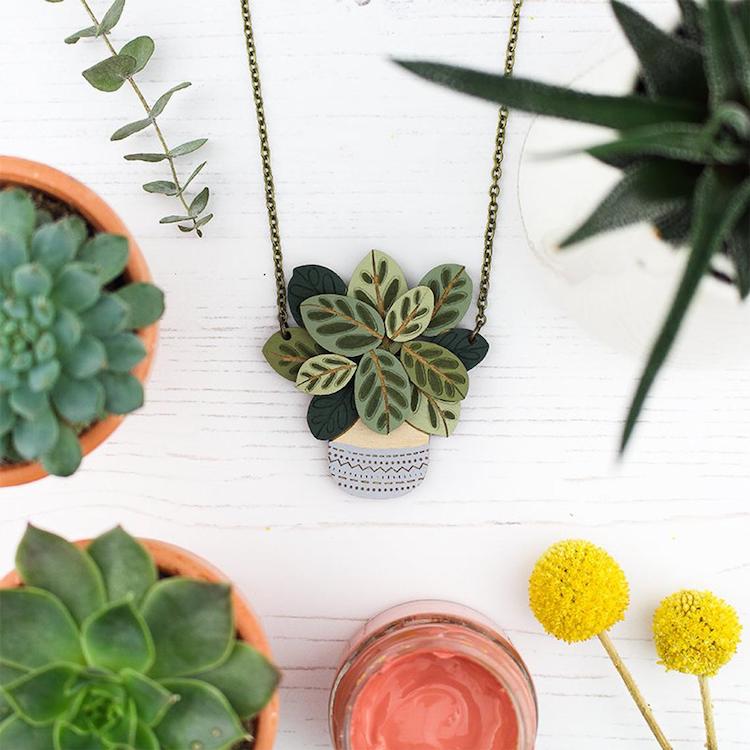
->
[240,0,524,339]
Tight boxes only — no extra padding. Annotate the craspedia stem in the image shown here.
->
[699,676,718,750]
[598,632,673,750]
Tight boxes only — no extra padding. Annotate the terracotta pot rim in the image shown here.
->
[0,156,159,487]
[0,536,280,750]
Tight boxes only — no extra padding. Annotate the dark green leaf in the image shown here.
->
[116,282,165,328]
[124,153,168,163]
[169,138,208,158]
[99,371,144,414]
[111,117,152,141]
[397,61,705,128]
[288,264,348,327]
[159,214,192,224]
[306,381,357,440]
[16,525,106,625]
[263,328,323,381]
[354,349,411,434]
[40,424,82,477]
[3,663,80,724]
[98,0,126,34]
[78,233,129,284]
[65,26,97,44]
[654,204,693,246]
[728,209,750,299]
[122,670,176,726]
[120,36,154,74]
[400,341,469,402]
[142,181,178,196]
[422,328,489,370]
[189,187,209,216]
[621,173,750,451]
[82,54,136,93]
[150,82,191,118]
[704,0,747,105]
[677,0,704,42]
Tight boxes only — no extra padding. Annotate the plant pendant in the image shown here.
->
[263,251,489,498]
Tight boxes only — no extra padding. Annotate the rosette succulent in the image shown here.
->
[0,525,279,750]
[263,250,489,441]
[400,0,750,451]
[0,187,164,476]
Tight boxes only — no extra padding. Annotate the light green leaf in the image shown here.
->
[98,0,126,34]
[78,234,129,285]
[141,579,234,678]
[122,670,176,727]
[189,187,209,217]
[115,282,165,329]
[65,26,97,44]
[111,117,152,142]
[0,717,53,749]
[40,424,83,478]
[169,138,208,158]
[142,181,178,196]
[263,328,323,381]
[82,54,136,93]
[16,525,106,626]
[133,721,159,749]
[301,294,385,356]
[150,82,191,118]
[400,340,469,402]
[348,250,407,317]
[354,349,411,434]
[407,387,461,437]
[385,286,435,342]
[99,372,144,414]
[54,722,106,750]
[31,220,79,273]
[295,353,356,395]
[0,188,35,242]
[419,264,473,336]
[120,36,154,74]
[3,663,80,725]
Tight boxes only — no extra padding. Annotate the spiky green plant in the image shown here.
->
[399,0,750,451]
[0,187,164,476]
[0,525,279,750]
[262,251,490,441]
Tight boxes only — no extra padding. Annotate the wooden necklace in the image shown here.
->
[242,0,524,498]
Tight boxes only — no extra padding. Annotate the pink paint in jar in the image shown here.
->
[329,601,538,750]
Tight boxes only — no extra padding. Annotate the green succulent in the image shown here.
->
[399,0,750,451]
[263,250,490,440]
[0,187,165,476]
[0,525,279,750]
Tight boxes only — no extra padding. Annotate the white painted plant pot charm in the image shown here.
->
[328,421,430,498]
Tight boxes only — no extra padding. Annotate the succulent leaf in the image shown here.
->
[82,602,154,673]
[0,189,35,242]
[61,335,107,379]
[52,264,100,312]
[0,716,53,749]
[52,374,104,423]
[728,209,750,298]
[40,424,82,477]
[3,663,80,724]
[102,332,147,373]
[99,371,144,414]
[31,221,79,275]
[121,670,175,726]
[115,282,165,329]
[78,234,129,284]
[704,0,747,105]
[12,406,59,460]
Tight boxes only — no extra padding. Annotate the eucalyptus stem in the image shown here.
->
[78,0,199,233]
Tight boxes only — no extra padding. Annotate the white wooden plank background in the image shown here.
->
[1,1,748,747]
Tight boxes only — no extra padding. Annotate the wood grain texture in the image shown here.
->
[1,1,747,747]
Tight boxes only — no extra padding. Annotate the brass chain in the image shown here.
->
[240,0,524,340]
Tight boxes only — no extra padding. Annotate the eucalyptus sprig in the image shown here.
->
[45,0,214,237]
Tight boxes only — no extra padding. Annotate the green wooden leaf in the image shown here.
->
[397,62,705,128]
[82,54,136,93]
[621,173,750,452]
[288,264,347,326]
[150,82,191,118]
[78,234,129,285]
[385,286,435,342]
[0,717,53,750]
[422,328,489,370]
[142,181,178,196]
[16,525,106,626]
[116,282,165,329]
[611,0,707,102]
[141,579,234,678]
[169,138,208,158]
[400,341,469,402]
[102,332,147,372]
[354,349,411,434]
[120,36,155,74]
[407,386,461,437]
[124,153,168,163]
[12,407,59,460]
[155,679,246,750]
[98,0,126,34]
[306,381,357,441]
[65,25,97,44]
[0,587,84,668]
[419,264,473,336]
[262,328,323,381]
[52,373,104,423]
[121,670,176,726]
[41,424,83,477]
[561,161,699,248]
[0,188,35,242]
[301,294,385,356]
[111,117,152,141]
[295,353,356,395]
[82,601,154,673]
[348,250,407,317]
[99,372,144,414]
[3,663,80,724]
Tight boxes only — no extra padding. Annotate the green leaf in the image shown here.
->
[0,664,26,687]
[295,353,356,395]
[61,335,107,379]
[54,722,106,750]
[0,188,35,241]
[704,0,747,105]
[0,717,53,749]
[654,204,693,247]
[133,721,159,750]
[41,424,83,477]
[111,117,152,142]
[354,349,411,434]
[0,394,16,435]
[65,25,97,44]
[728,209,750,299]
[307,381,358,440]
[82,54,136,93]
[99,372,144,414]
[116,282,165,329]
[189,187,209,217]
[422,328,489,370]
[31,220,79,274]
[385,286,435,342]
[98,0,126,34]
[301,294,385,356]
[52,309,83,352]
[560,161,698,247]
[142,181,177,196]
[178,160,206,195]
[12,407,59,460]
[80,294,129,337]
[155,679,246,750]
[78,234,129,284]
[288,265,348,327]
[193,642,279,720]
[400,341,469,402]
[408,387,461,437]
[52,264,101,312]
[52,374,103,423]
[141,579,234,678]
[677,0,704,42]
[169,138,208,158]
[0,233,29,285]
[262,328,323,381]
[611,0,707,102]
[124,153,168,163]
[0,588,84,669]
[348,250,407,317]
[3,663,80,724]
[9,386,49,420]
[121,670,176,726]
[621,172,750,452]
[150,82,191,118]
[397,61,705,128]
[159,214,192,224]
[120,36,154,74]
[419,264,473,336]
[82,601,154,673]
[87,526,157,604]
[28,359,61,392]
[102,332,147,372]
[16,525,106,626]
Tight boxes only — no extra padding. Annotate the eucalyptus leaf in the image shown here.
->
[120,36,155,75]
[354,349,411,434]
[159,214,192,224]
[82,54,136,93]
[111,117,152,142]
[400,341,469,402]
[189,187,209,216]
[306,381,358,441]
[65,26,97,45]
[419,264,473,336]
[142,181,178,196]
[348,250,407,317]
[169,138,208,158]
[295,353,356,395]
[150,82,191,118]
[262,328,323,382]
[178,160,206,195]
[98,0,126,35]
[124,153,168,163]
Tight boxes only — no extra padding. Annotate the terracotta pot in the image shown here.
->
[0,537,280,750]
[0,156,158,487]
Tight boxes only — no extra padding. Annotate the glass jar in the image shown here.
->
[329,600,538,750]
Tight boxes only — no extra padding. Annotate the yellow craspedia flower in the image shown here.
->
[529,539,629,643]
[653,590,742,677]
